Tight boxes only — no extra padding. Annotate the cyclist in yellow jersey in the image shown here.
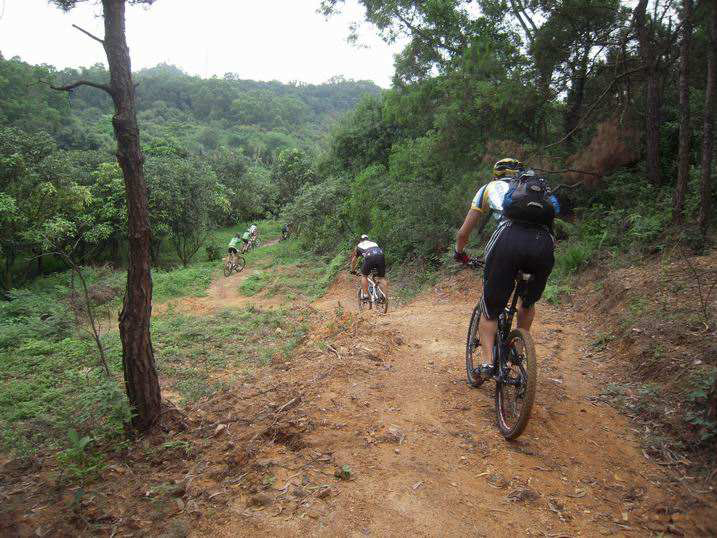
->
[454,158,558,377]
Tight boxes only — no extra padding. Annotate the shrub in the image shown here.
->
[206,244,221,261]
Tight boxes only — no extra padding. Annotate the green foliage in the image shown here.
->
[334,463,352,480]
[0,54,380,286]
[145,155,229,266]
[205,244,221,261]
[153,263,214,301]
[151,306,309,402]
[56,430,105,482]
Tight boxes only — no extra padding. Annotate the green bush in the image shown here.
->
[206,244,222,261]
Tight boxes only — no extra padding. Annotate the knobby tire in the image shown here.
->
[465,305,485,387]
[495,328,537,440]
[375,285,388,314]
[357,287,365,311]
[235,256,246,272]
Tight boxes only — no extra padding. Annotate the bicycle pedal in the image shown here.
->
[474,364,495,377]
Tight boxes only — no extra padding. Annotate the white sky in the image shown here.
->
[0,0,404,87]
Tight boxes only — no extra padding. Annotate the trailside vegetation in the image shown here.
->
[0,57,379,289]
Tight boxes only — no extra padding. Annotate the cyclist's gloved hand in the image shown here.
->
[454,249,470,264]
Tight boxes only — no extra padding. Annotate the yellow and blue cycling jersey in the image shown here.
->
[471,178,560,219]
[471,180,510,219]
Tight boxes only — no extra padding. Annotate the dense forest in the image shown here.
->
[283,0,716,263]
[0,53,380,287]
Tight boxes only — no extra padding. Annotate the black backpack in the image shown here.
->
[502,172,555,226]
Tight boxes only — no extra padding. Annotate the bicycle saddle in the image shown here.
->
[517,271,533,282]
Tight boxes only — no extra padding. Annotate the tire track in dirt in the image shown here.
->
[209,270,711,536]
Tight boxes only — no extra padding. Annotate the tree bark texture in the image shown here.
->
[674,0,693,223]
[564,61,588,147]
[698,2,717,235]
[635,0,662,185]
[102,0,161,430]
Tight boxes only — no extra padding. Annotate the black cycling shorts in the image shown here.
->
[228,247,238,254]
[481,221,555,320]
[361,253,386,278]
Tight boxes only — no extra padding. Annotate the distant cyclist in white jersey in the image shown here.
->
[350,234,387,301]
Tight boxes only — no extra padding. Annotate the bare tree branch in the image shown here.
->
[42,78,114,96]
[72,23,104,45]
[534,168,601,177]
[544,65,645,149]
[509,0,534,42]
[552,181,586,193]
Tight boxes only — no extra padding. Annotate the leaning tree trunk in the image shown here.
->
[103,0,161,430]
[635,0,662,185]
[698,2,717,235]
[674,0,693,223]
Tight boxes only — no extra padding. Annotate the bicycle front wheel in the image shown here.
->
[465,305,485,388]
[223,260,233,277]
[495,328,537,440]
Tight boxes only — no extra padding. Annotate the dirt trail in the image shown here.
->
[207,271,712,536]
[154,239,288,316]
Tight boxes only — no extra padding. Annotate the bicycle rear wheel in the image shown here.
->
[375,286,388,314]
[357,287,366,311]
[223,259,234,277]
[495,328,537,440]
[465,305,485,387]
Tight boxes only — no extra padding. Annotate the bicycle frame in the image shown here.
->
[493,277,528,384]
[367,274,379,300]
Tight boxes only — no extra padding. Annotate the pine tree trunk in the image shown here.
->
[644,67,662,185]
[102,0,161,431]
[674,0,693,223]
[698,2,717,235]
[635,0,662,185]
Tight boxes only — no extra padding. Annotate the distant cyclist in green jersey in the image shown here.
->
[240,231,251,253]
[227,233,242,264]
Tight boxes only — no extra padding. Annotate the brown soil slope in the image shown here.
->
[201,270,714,537]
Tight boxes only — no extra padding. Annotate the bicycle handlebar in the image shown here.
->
[467,257,485,270]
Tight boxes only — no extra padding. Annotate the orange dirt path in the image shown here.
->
[202,271,712,537]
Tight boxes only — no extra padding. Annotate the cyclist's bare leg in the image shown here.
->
[478,314,498,367]
[361,275,369,297]
[516,302,535,331]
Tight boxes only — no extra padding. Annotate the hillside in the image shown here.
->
[2,236,714,536]
[0,55,381,156]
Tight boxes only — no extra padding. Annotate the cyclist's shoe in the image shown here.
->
[360,291,369,301]
[474,363,496,377]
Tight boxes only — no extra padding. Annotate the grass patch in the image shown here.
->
[238,244,345,301]
[240,272,271,296]
[123,306,310,404]
[0,267,309,457]
[153,262,214,301]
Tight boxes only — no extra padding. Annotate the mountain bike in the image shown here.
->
[352,271,388,313]
[465,258,537,440]
[223,254,246,277]
[241,237,261,253]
